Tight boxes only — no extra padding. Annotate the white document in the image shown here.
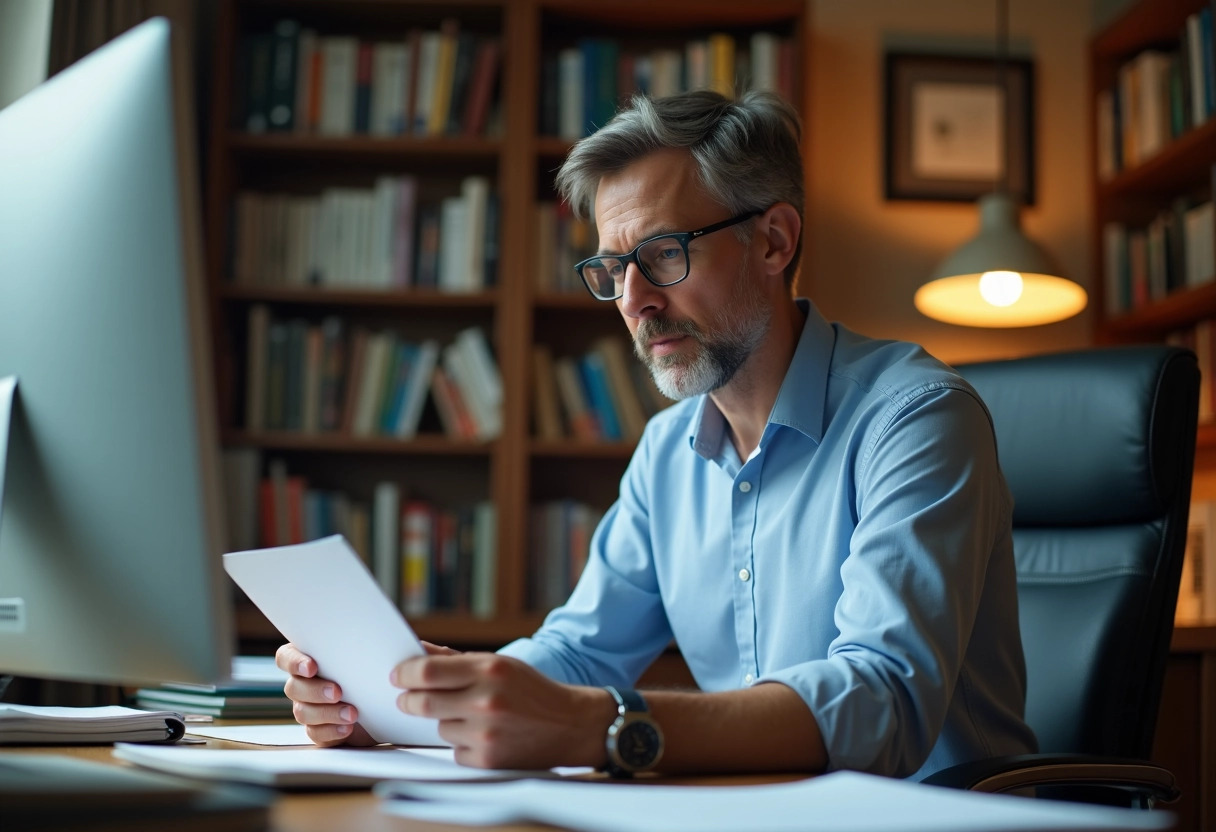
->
[112,744,557,788]
[185,723,314,746]
[222,534,442,746]
[377,770,1174,832]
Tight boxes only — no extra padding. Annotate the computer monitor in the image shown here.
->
[0,18,233,686]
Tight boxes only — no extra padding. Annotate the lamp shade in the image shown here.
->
[916,193,1087,328]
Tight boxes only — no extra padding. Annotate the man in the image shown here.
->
[278,90,1037,779]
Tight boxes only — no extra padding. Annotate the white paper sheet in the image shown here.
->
[185,723,314,746]
[377,770,1175,832]
[113,744,557,788]
[222,535,442,746]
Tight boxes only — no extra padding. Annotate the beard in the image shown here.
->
[633,261,771,400]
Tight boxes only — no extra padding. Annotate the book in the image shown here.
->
[373,481,401,605]
[266,19,301,131]
[531,344,564,439]
[0,705,185,744]
[319,36,357,136]
[593,336,648,441]
[401,500,434,617]
[394,338,440,439]
[471,501,497,619]
[133,689,290,711]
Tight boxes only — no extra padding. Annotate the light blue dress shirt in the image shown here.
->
[500,300,1037,779]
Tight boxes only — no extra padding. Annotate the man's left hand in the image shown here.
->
[390,652,613,770]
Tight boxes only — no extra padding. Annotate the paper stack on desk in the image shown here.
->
[375,771,1175,832]
[113,743,584,788]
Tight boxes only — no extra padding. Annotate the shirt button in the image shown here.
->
[739,481,752,493]
[744,673,755,685]
[738,568,750,582]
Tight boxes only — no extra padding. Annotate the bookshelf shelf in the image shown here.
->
[533,292,605,310]
[225,132,502,161]
[224,431,496,455]
[1100,281,1216,338]
[1090,0,1216,347]
[1096,117,1216,200]
[219,285,499,309]
[530,439,637,459]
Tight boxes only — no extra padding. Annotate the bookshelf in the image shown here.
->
[205,0,811,651]
[1091,3,1216,829]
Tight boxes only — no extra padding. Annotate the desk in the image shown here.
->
[12,740,807,832]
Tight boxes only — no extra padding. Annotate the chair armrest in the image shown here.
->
[920,753,1179,807]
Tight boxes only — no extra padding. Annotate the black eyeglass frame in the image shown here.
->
[574,209,764,301]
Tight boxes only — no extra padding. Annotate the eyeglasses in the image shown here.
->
[574,210,763,301]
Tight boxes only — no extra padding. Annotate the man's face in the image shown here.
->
[593,149,771,400]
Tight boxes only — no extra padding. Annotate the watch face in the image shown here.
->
[616,719,661,769]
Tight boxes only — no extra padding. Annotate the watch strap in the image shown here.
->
[605,685,648,714]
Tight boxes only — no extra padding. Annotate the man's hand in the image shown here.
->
[391,652,615,770]
[275,641,460,747]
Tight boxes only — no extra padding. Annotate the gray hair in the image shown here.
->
[555,89,804,284]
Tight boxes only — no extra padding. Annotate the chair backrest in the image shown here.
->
[956,345,1199,759]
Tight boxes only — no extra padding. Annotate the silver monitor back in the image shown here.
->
[0,18,232,686]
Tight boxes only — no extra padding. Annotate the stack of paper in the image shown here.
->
[0,705,185,744]
[375,771,1175,832]
[113,744,584,788]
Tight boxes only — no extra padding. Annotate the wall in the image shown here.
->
[805,0,1096,365]
[0,0,52,110]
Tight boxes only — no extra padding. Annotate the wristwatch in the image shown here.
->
[603,686,664,777]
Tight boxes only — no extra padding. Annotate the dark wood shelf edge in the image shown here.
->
[1096,116,1216,198]
[1170,624,1216,652]
[1098,280,1216,338]
[224,431,496,455]
[218,286,499,308]
[1090,0,1208,57]
[225,132,502,158]
[530,439,637,458]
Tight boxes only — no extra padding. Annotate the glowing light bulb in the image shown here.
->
[978,270,1024,307]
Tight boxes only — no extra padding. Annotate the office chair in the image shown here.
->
[922,345,1199,808]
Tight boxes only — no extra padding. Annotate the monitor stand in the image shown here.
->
[0,377,21,655]
[0,376,13,512]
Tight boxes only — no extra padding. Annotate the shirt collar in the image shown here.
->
[686,298,834,459]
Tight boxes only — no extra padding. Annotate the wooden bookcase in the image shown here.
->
[1090,3,1216,829]
[204,0,811,652]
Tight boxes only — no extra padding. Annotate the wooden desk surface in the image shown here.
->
[14,737,809,832]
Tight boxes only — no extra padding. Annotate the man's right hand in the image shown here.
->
[275,642,375,747]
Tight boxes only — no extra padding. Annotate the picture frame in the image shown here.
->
[884,52,1035,204]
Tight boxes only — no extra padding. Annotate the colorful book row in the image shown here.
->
[528,499,604,612]
[230,175,497,292]
[1102,167,1216,315]
[540,31,796,140]
[1095,6,1215,180]
[534,199,598,295]
[244,307,503,441]
[238,18,501,138]
[531,339,672,443]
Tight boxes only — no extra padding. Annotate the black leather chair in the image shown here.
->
[923,345,1199,808]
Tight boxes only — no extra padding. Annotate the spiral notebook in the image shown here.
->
[0,704,185,744]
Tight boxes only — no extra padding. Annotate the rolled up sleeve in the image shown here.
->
[760,386,1011,776]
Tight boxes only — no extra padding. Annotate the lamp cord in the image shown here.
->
[996,0,1011,197]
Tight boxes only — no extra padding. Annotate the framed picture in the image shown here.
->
[884,52,1035,204]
